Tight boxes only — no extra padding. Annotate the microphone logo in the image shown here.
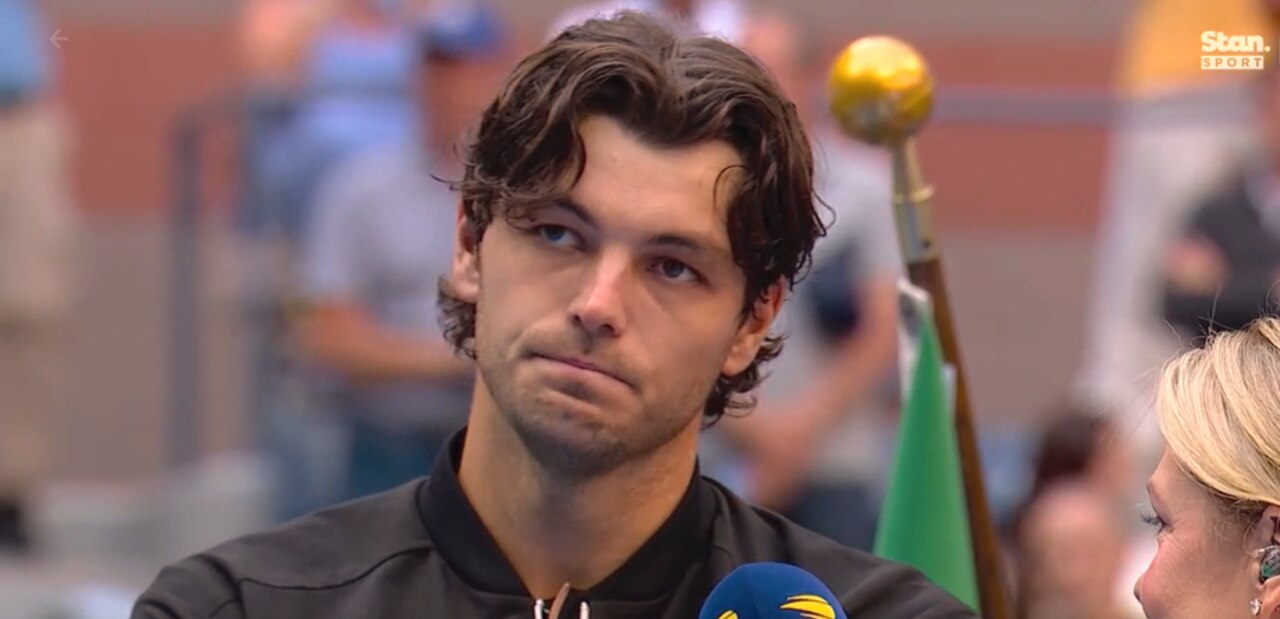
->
[778,594,838,619]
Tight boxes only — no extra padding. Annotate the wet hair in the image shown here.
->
[437,11,825,422]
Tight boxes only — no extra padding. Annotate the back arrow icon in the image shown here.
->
[50,30,67,48]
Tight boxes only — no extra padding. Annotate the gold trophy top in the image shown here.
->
[827,36,934,146]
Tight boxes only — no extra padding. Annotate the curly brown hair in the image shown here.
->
[438,11,826,423]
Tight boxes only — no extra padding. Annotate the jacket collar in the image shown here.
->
[419,427,718,602]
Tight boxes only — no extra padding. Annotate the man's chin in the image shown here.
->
[506,404,630,478]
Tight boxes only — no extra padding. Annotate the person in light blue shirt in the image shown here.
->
[266,0,420,238]
[290,1,506,505]
[0,0,51,103]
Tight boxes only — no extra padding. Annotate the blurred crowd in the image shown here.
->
[3,0,1280,616]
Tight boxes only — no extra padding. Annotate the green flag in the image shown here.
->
[874,299,979,610]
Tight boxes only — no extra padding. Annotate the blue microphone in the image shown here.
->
[698,562,848,619]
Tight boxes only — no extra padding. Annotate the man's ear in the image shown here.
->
[721,280,786,377]
[451,202,481,303]
[1252,505,1280,617]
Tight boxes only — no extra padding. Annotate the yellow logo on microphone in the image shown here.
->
[715,612,738,619]
[779,594,837,619]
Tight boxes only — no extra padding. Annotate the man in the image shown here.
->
[1160,176,1280,337]
[0,0,76,553]
[132,13,974,617]
[1160,164,1280,336]
[293,0,503,505]
[273,0,421,237]
[1160,68,1280,338]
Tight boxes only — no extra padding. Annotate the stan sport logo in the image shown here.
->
[1201,31,1271,70]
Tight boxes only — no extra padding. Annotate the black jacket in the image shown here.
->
[1163,172,1280,334]
[133,431,975,618]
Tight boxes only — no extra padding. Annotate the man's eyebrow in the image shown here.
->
[647,232,732,259]
[554,196,731,259]
[551,196,597,229]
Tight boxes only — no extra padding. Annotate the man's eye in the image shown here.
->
[536,225,578,248]
[654,258,698,283]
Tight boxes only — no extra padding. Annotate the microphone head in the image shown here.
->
[699,562,848,619]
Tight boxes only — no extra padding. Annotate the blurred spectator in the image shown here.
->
[1018,483,1134,619]
[1160,72,1280,337]
[0,0,76,553]
[235,0,335,236]
[1011,410,1133,531]
[276,0,421,237]
[548,0,751,43]
[292,1,505,503]
[1009,410,1138,619]
[1073,0,1271,457]
[238,0,338,89]
[709,11,903,552]
[414,0,507,171]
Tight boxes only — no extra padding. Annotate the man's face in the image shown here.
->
[451,115,781,477]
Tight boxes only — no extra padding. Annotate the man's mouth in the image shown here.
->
[533,353,630,387]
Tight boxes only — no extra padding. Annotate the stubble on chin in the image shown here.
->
[501,387,635,481]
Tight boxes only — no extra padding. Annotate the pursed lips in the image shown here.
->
[534,353,630,387]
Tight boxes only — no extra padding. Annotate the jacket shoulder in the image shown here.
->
[133,481,432,616]
[703,478,977,618]
[131,555,245,619]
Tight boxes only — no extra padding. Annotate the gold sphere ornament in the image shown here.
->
[827,36,934,145]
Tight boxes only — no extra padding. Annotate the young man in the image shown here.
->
[132,13,974,618]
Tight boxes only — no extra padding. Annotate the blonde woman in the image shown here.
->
[1135,316,1280,617]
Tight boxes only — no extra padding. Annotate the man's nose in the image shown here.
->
[569,252,631,338]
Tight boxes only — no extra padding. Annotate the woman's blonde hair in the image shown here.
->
[1157,316,1280,519]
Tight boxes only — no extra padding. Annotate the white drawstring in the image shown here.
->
[533,592,588,618]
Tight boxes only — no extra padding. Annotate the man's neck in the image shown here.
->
[458,393,699,599]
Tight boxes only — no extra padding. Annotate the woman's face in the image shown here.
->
[1134,451,1258,618]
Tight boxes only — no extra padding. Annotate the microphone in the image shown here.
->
[698,562,848,619]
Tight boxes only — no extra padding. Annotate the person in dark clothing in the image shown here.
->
[132,12,975,618]
[1006,410,1134,619]
[1160,169,1280,335]
[1162,70,1280,338]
